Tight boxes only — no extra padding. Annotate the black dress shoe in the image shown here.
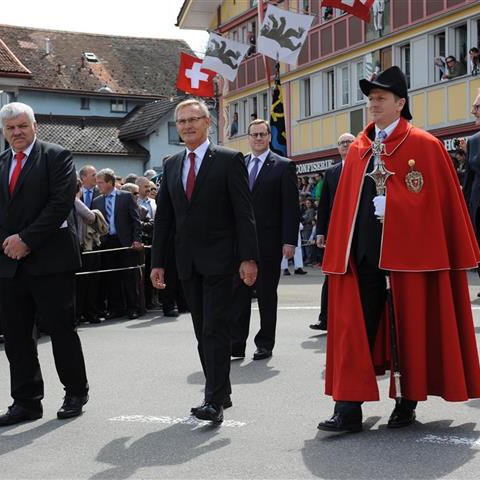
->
[317,413,363,433]
[387,406,416,428]
[294,268,307,275]
[283,269,291,276]
[253,347,272,360]
[191,395,232,414]
[309,321,327,330]
[193,402,223,422]
[87,315,101,324]
[163,308,179,318]
[105,311,124,320]
[127,310,139,320]
[231,350,245,358]
[57,395,89,419]
[0,404,43,426]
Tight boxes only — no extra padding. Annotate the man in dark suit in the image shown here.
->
[231,119,299,360]
[310,132,354,331]
[151,98,258,423]
[77,164,102,323]
[0,102,89,426]
[92,168,143,320]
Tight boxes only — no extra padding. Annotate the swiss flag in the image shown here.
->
[176,52,216,97]
[321,0,375,23]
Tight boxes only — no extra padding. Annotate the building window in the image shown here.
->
[168,122,182,144]
[453,23,468,69]
[80,97,90,110]
[400,44,411,88]
[433,31,446,82]
[340,66,349,106]
[111,99,126,112]
[262,93,269,121]
[326,70,335,111]
[355,61,364,102]
[301,78,311,117]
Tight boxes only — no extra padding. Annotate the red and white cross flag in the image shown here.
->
[176,52,216,97]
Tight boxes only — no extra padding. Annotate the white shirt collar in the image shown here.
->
[249,149,270,164]
[186,138,210,161]
[10,137,36,158]
[375,118,400,140]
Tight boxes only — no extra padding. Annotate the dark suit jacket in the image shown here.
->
[0,139,81,278]
[152,143,258,280]
[316,162,343,237]
[92,190,141,247]
[463,131,480,235]
[246,151,299,258]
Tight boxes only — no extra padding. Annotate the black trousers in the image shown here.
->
[101,236,139,313]
[231,255,282,352]
[318,275,329,323]
[0,267,88,409]
[181,269,233,404]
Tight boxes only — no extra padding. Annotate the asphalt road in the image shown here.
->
[1,268,479,479]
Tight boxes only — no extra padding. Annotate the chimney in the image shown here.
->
[45,38,50,55]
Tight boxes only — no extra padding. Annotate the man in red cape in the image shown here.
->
[317,66,480,434]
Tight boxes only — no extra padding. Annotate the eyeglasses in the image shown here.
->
[249,132,269,138]
[176,116,206,126]
[338,140,354,146]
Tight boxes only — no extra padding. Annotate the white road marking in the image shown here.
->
[416,434,480,448]
[252,306,318,310]
[109,415,246,428]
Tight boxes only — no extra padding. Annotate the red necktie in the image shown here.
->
[9,151,26,194]
[186,152,196,201]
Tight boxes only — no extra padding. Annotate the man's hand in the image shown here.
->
[2,234,30,260]
[282,244,296,259]
[131,241,144,251]
[151,267,166,289]
[316,235,326,248]
[239,260,257,287]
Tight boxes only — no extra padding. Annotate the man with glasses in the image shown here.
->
[442,55,467,80]
[231,119,300,361]
[310,132,355,331]
[151,98,258,423]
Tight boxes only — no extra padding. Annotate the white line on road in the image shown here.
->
[416,434,480,448]
[109,415,246,428]
[252,306,318,310]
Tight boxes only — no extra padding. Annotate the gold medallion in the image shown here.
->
[405,159,423,193]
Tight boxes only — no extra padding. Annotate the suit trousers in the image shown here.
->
[181,269,233,404]
[0,266,88,408]
[101,235,139,314]
[231,254,282,352]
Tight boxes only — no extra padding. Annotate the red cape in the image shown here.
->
[323,118,480,401]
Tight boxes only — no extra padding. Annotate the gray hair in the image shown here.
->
[174,98,210,120]
[121,183,139,194]
[96,168,116,185]
[144,169,156,179]
[135,176,150,187]
[0,102,36,128]
[78,165,96,179]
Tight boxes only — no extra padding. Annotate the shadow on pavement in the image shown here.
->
[301,334,327,354]
[91,422,230,479]
[302,419,480,479]
[0,419,66,457]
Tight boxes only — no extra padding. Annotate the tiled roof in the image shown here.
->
[119,96,185,140]
[36,115,147,156]
[0,24,193,97]
[0,38,30,76]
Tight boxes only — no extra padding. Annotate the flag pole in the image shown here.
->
[257,0,271,88]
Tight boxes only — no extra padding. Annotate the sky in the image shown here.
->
[0,0,209,56]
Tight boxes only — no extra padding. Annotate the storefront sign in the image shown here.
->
[296,159,335,175]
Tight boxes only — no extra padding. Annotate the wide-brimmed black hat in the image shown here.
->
[359,66,412,120]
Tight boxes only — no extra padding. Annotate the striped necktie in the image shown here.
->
[105,194,114,234]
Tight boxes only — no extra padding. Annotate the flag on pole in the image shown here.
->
[201,32,250,82]
[176,52,216,97]
[269,63,287,157]
[321,0,376,23]
[257,4,314,65]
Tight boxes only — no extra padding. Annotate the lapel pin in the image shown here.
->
[405,159,424,193]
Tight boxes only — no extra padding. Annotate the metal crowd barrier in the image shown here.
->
[75,245,153,315]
